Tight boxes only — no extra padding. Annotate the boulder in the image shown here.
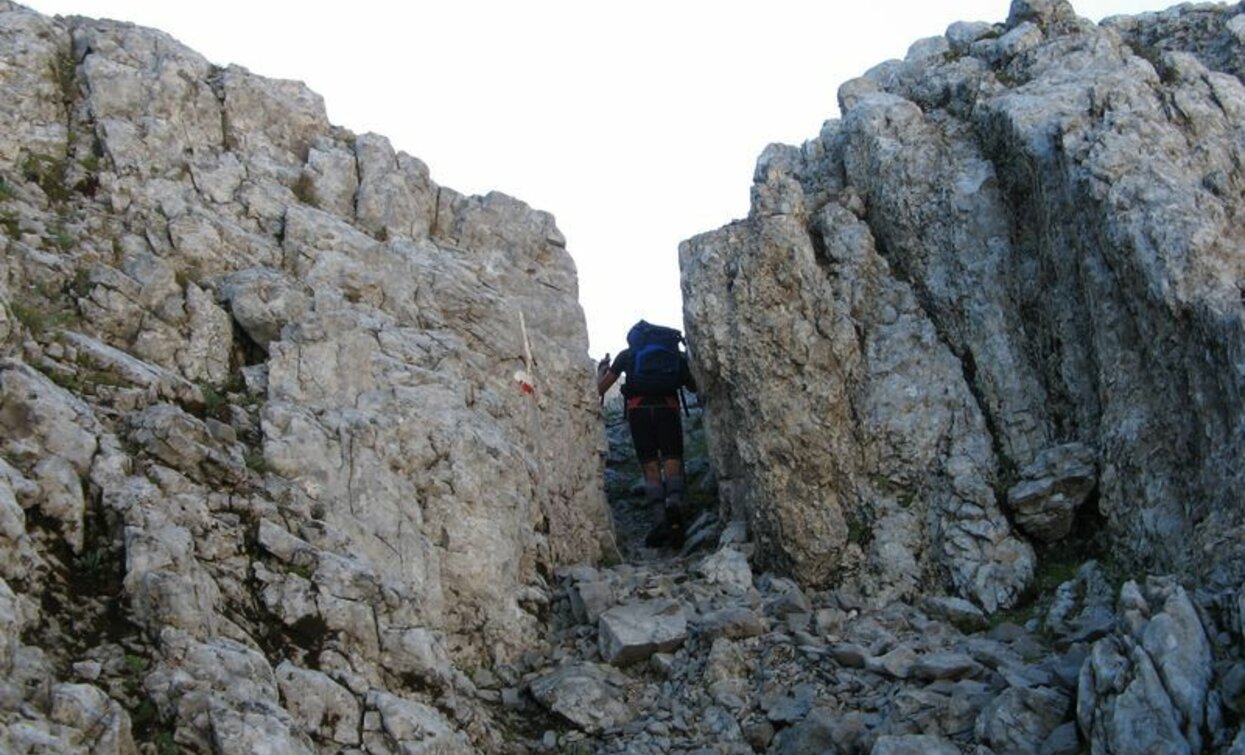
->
[598,600,688,666]
[1005,443,1097,543]
[975,686,1072,755]
[529,662,634,734]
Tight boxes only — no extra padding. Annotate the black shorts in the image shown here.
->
[627,404,683,463]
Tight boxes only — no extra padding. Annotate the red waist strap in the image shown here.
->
[626,395,679,410]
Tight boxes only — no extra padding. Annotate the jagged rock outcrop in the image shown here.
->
[682,0,1245,612]
[0,2,612,751]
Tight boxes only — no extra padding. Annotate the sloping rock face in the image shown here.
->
[682,0,1245,609]
[0,2,612,751]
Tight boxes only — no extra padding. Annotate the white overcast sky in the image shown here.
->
[28,0,1185,355]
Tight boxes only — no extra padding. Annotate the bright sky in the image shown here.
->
[28,0,1181,356]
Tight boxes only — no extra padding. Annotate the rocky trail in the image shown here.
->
[487,401,1243,755]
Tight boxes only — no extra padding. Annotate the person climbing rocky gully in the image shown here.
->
[597,320,697,548]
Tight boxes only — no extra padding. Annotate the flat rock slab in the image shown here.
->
[911,652,983,681]
[599,599,688,666]
[865,645,918,679]
[528,663,633,734]
[919,596,988,632]
[696,606,766,641]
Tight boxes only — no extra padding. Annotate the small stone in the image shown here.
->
[866,645,918,679]
[920,596,988,632]
[470,667,500,690]
[946,20,997,54]
[570,579,615,624]
[815,607,849,636]
[763,683,816,723]
[911,652,983,681]
[475,689,500,703]
[743,720,776,750]
[696,606,766,641]
[710,678,749,710]
[829,643,869,669]
[906,35,951,63]
[650,653,676,677]
[765,586,812,618]
[696,547,754,594]
[72,661,102,681]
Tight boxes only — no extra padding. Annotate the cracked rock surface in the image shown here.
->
[0,2,611,750]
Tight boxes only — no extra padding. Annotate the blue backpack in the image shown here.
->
[626,321,683,394]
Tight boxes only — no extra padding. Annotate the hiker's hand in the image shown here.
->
[596,354,610,377]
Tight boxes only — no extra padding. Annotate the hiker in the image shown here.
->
[597,320,697,547]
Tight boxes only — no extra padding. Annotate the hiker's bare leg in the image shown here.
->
[642,460,664,505]
[663,456,686,522]
[662,457,683,483]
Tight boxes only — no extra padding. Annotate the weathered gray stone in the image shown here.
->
[866,645,918,680]
[216,268,310,349]
[911,652,983,681]
[946,21,997,54]
[367,690,473,754]
[919,596,988,632]
[599,600,688,666]
[127,403,247,485]
[529,663,633,734]
[762,683,816,724]
[570,578,615,624]
[829,642,870,669]
[1045,561,1116,645]
[1040,721,1080,755]
[683,0,1245,615]
[1005,443,1097,543]
[1078,578,1214,754]
[275,662,360,745]
[695,606,766,641]
[975,686,1071,755]
[696,547,753,595]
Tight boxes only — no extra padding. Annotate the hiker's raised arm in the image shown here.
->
[597,367,619,396]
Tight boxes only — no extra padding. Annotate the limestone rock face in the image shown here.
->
[0,2,611,751]
[681,0,1245,608]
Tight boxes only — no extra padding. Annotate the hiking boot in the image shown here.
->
[654,500,686,549]
[644,520,670,548]
[667,519,685,549]
[665,476,685,506]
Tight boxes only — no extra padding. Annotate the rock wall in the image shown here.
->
[682,0,1245,609]
[0,2,613,751]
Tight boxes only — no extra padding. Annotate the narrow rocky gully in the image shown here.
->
[507,395,1112,755]
[3,2,1243,753]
